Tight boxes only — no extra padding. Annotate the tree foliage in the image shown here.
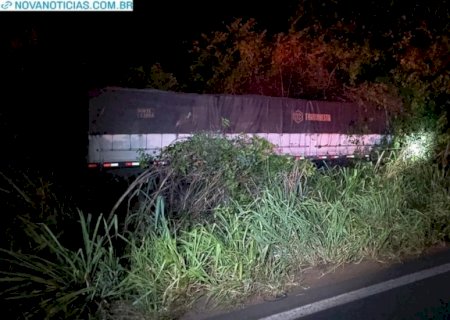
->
[189,18,271,95]
[127,1,448,164]
[126,63,179,91]
[183,1,449,164]
[188,17,387,100]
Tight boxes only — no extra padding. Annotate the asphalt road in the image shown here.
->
[208,247,450,320]
[299,270,450,320]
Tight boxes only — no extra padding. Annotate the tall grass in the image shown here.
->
[0,211,128,319]
[124,196,276,318]
[124,157,450,318]
[0,170,75,251]
[1,135,449,319]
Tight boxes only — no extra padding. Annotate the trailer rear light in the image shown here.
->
[125,162,141,167]
[103,163,119,168]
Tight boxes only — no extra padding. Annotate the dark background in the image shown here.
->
[0,0,299,172]
[0,0,447,172]
[0,1,300,220]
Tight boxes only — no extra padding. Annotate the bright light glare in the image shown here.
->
[403,131,435,161]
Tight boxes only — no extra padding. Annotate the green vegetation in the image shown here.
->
[1,1,448,318]
[0,212,127,319]
[141,1,448,166]
[1,133,449,319]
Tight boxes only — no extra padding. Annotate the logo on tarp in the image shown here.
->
[292,110,304,124]
[305,113,332,122]
[137,108,155,119]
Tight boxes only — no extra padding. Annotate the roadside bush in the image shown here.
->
[117,132,295,231]
[0,169,76,251]
[123,151,449,318]
[2,135,449,320]
[0,212,128,319]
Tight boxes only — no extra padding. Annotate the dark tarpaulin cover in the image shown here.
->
[89,87,387,135]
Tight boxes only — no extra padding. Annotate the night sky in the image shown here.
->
[1,0,298,86]
[2,0,445,89]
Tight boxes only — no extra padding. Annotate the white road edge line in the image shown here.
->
[260,262,450,320]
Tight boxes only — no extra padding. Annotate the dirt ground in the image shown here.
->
[180,242,449,320]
